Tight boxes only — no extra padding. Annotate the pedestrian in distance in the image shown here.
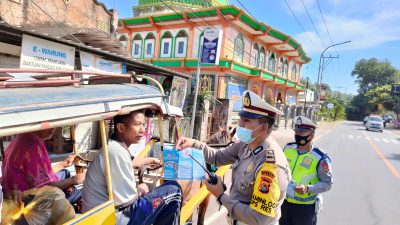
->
[176,90,291,225]
[279,116,333,225]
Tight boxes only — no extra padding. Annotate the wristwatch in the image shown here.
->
[216,193,224,206]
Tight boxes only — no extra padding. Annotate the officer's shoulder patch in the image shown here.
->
[250,163,280,217]
[313,147,331,163]
[312,147,327,156]
[283,142,297,150]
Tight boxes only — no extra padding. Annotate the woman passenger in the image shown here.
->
[1,129,85,205]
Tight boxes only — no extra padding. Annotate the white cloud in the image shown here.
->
[291,0,400,54]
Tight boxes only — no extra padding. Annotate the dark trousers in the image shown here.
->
[279,200,317,225]
[55,169,82,204]
[125,180,182,225]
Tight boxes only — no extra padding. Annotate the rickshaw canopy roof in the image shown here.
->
[0,84,181,136]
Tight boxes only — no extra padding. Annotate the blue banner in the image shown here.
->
[200,27,222,65]
[227,83,246,112]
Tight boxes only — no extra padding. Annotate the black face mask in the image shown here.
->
[295,134,311,146]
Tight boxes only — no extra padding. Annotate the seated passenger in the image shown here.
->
[82,110,182,225]
[1,129,85,205]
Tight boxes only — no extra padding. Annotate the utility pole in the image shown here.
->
[303,77,309,116]
[315,41,351,106]
[189,44,202,138]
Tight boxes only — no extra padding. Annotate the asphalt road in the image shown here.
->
[203,121,400,225]
[317,121,400,225]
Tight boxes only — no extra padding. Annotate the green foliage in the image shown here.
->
[365,85,400,119]
[351,58,398,94]
[317,97,347,121]
[346,58,400,120]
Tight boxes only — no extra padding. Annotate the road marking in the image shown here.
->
[365,137,371,140]
[374,137,380,142]
[391,140,399,144]
[314,123,339,142]
[363,131,400,178]
[382,138,390,143]
[348,135,354,139]
[204,208,227,225]
[356,135,362,139]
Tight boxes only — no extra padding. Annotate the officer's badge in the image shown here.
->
[300,157,313,169]
[247,162,254,172]
[259,177,272,194]
[243,92,251,107]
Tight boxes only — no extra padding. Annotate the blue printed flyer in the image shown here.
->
[163,144,206,181]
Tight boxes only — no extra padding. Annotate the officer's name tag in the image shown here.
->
[250,163,280,217]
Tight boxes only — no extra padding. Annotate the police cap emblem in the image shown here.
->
[296,117,303,125]
[243,92,251,107]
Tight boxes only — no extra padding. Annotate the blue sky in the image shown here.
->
[100,0,400,94]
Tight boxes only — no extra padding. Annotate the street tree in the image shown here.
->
[351,58,398,94]
[365,85,400,119]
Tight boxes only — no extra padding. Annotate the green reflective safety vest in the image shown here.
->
[284,144,324,204]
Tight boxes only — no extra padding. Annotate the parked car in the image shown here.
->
[365,116,384,132]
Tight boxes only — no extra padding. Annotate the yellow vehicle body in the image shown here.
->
[64,201,116,225]
[0,70,179,225]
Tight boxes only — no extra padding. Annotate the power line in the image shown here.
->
[30,0,84,45]
[234,0,256,19]
[159,0,255,60]
[300,0,327,48]
[316,0,336,53]
[282,0,321,52]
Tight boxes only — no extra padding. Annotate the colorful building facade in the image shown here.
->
[117,1,311,129]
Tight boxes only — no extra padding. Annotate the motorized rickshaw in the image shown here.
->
[0,69,231,225]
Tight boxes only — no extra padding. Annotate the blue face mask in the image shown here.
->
[236,126,262,144]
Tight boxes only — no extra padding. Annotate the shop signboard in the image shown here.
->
[287,95,296,106]
[169,76,188,108]
[80,51,124,74]
[16,35,75,80]
[200,27,223,65]
[326,103,334,109]
[212,99,233,133]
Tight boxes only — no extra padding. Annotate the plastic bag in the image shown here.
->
[1,186,75,225]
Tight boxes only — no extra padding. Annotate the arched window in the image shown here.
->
[291,64,297,81]
[279,58,284,75]
[144,33,155,58]
[174,30,188,58]
[118,35,128,47]
[131,34,142,58]
[233,33,244,62]
[160,31,173,58]
[251,43,259,67]
[268,52,276,72]
[283,59,288,77]
[259,47,266,69]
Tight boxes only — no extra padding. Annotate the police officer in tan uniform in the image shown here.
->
[176,91,291,225]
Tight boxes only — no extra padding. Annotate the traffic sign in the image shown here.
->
[327,103,334,109]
